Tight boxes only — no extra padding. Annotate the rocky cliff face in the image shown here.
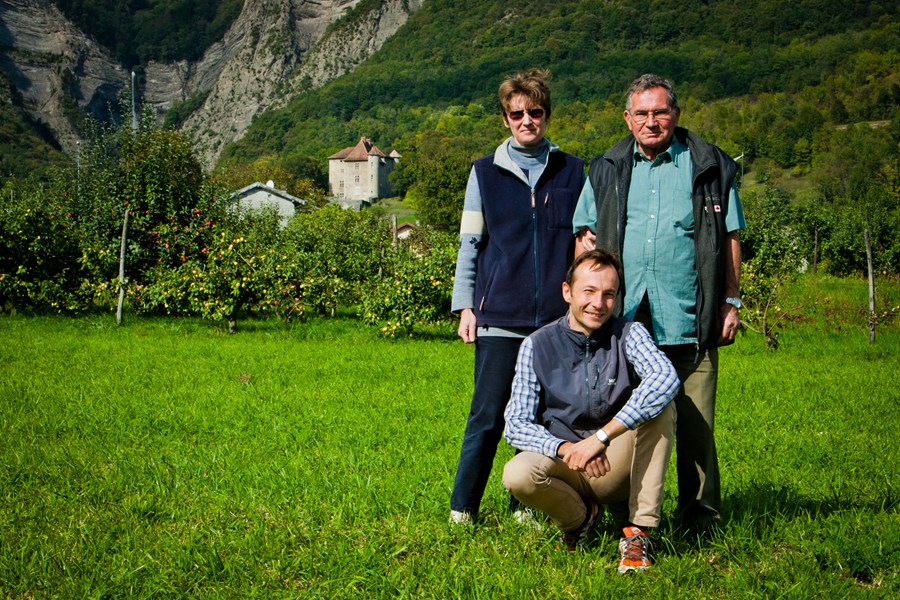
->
[0,0,129,152]
[0,0,423,166]
[278,0,424,95]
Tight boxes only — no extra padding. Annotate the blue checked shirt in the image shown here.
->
[504,320,680,457]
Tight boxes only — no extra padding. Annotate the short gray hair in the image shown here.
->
[625,74,679,112]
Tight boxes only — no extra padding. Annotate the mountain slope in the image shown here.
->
[224,0,899,164]
[180,0,423,166]
[0,0,897,178]
[0,0,423,169]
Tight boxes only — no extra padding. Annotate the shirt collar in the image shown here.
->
[561,311,613,347]
[632,135,688,166]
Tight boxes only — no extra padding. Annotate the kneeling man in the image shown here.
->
[503,249,678,573]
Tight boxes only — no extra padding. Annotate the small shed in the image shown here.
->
[232,181,306,227]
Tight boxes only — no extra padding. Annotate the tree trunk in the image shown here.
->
[392,214,398,249]
[812,227,818,274]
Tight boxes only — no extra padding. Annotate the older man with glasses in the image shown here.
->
[573,73,747,533]
[449,68,584,526]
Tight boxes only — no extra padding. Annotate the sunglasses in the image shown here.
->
[506,108,546,121]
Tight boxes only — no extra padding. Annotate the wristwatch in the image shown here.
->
[724,297,742,309]
[595,429,610,446]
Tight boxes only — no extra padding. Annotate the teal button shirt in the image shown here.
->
[573,138,746,345]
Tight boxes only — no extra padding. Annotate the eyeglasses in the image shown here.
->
[506,108,545,121]
[628,108,675,124]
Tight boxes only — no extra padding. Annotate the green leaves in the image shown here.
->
[0,179,84,311]
[740,185,804,347]
[361,228,457,337]
[53,0,243,65]
[395,129,488,232]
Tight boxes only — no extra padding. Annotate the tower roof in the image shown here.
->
[328,137,389,161]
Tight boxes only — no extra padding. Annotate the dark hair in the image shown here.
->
[499,68,552,119]
[565,249,623,288]
[625,73,679,112]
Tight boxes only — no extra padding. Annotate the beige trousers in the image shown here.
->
[502,403,676,532]
[665,346,720,520]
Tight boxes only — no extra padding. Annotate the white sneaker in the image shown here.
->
[513,508,543,530]
[449,510,473,526]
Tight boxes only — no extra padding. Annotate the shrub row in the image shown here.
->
[0,122,456,334]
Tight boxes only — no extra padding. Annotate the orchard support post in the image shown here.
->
[865,229,875,343]
[116,208,130,325]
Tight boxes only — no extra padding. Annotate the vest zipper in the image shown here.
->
[704,200,716,252]
[615,181,621,243]
[532,187,540,328]
[583,338,591,417]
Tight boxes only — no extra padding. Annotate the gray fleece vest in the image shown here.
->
[532,316,636,443]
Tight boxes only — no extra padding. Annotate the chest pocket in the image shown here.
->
[588,351,624,419]
[672,207,694,238]
[542,187,580,230]
[670,196,696,264]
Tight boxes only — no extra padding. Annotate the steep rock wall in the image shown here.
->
[0,0,423,166]
[0,0,128,151]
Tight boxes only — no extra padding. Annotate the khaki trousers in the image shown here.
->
[502,403,676,532]
[663,345,720,521]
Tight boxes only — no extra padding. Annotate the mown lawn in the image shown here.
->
[1,280,898,598]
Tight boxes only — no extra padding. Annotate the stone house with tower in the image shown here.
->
[328,137,400,208]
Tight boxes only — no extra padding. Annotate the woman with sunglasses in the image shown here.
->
[449,69,585,526]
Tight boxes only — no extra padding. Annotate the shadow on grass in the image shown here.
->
[659,480,897,555]
[220,311,459,341]
[408,325,458,342]
[723,481,897,528]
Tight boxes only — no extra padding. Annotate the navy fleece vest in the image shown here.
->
[472,152,584,328]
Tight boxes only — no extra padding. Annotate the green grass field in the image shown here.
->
[1,276,898,598]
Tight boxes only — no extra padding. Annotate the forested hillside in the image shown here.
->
[52,0,244,66]
[0,73,68,176]
[0,0,897,289]
[225,0,898,163]
[220,0,898,278]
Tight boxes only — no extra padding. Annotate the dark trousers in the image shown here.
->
[450,336,524,515]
